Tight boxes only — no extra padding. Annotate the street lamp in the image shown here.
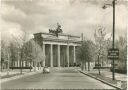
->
[102,0,116,80]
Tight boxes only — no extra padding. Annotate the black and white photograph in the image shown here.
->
[0,0,127,89]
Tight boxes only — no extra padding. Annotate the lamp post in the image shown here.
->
[103,0,116,80]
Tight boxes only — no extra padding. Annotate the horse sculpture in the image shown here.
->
[49,23,63,37]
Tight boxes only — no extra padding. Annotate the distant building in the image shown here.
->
[33,32,81,67]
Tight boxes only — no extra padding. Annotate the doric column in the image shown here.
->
[17,60,20,67]
[17,52,20,67]
[73,46,76,63]
[57,45,60,67]
[15,61,17,67]
[43,44,45,67]
[25,61,27,67]
[67,45,69,67]
[50,44,53,67]
[23,61,25,67]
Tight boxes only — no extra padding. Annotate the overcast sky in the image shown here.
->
[1,0,127,41]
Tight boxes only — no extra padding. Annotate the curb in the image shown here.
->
[78,70,122,90]
[0,70,43,83]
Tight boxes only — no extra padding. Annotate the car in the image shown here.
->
[43,66,50,73]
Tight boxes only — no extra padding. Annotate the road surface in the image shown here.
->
[1,68,115,89]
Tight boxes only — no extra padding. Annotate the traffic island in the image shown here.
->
[78,70,127,90]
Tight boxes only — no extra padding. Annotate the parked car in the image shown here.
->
[43,66,50,73]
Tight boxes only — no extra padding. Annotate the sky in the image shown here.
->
[1,0,127,41]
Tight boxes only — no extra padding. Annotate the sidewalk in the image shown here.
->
[0,68,43,83]
[78,68,127,89]
[0,69,29,78]
[83,69,127,81]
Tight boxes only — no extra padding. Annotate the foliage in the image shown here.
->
[22,39,45,62]
[1,40,10,62]
[1,38,19,71]
[115,36,127,71]
[76,40,95,70]
[1,31,45,72]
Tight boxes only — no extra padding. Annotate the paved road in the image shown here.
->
[1,68,115,89]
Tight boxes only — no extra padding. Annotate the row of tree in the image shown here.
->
[77,26,127,73]
[115,36,127,72]
[1,32,45,74]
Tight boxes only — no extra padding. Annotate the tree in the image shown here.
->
[9,41,19,68]
[11,31,45,72]
[1,39,19,75]
[77,41,87,70]
[22,39,45,71]
[115,36,127,72]
[94,26,112,74]
[76,40,95,71]
[11,32,28,74]
[1,39,11,72]
[1,31,45,73]
[86,40,96,71]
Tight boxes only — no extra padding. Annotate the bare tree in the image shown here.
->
[1,31,45,74]
[94,26,108,75]
[1,40,9,72]
[22,39,45,71]
[11,31,28,74]
[1,39,12,76]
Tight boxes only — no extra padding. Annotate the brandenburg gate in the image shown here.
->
[34,23,81,67]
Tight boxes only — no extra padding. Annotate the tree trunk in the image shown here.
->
[84,61,86,70]
[98,55,101,75]
[1,61,3,72]
[88,61,90,71]
[20,59,23,74]
[38,62,39,70]
[81,62,84,71]
[20,52,22,74]
[40,62,42,69]
[34,61,37,71]
[7,59,10,75]
[11,59,14,70]
[102,59,103,67]
[30,61,32,72]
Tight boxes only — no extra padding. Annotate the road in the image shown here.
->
[1,68,115,89]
